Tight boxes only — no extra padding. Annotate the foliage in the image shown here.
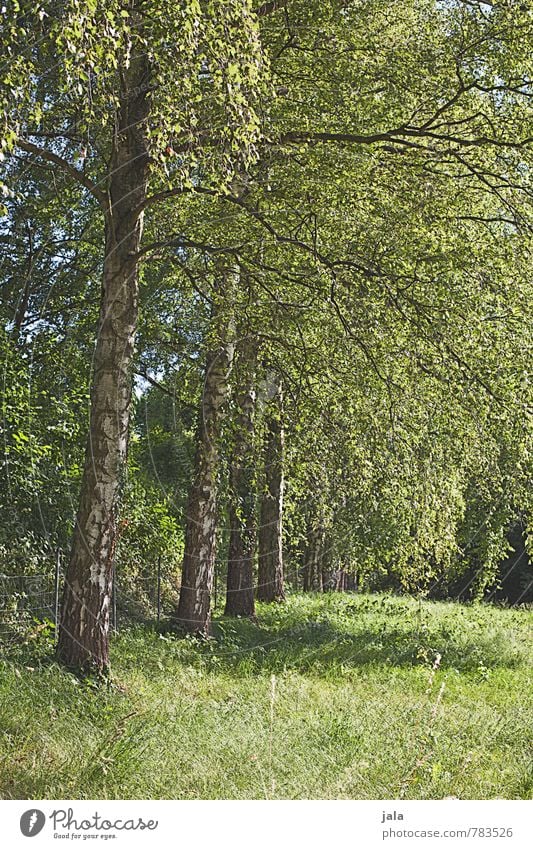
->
[0,0,531,616]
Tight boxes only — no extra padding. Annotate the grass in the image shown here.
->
[0,592,531,800]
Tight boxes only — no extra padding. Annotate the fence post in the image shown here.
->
[54,547,61,642]
[112,564,117,634]
[157,554,161,625]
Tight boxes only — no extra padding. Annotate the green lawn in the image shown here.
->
[0,593,531,799]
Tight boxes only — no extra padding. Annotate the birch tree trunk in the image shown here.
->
[257,374,285,603]
[173,278,236,634]
[346,572,357,591]
[321,539,335,591]
[302,516,325,593]
[225,339,257,617]
[57,55,151,673]
[336,569,347,592]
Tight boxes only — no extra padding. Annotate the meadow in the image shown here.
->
[0,593,531,800]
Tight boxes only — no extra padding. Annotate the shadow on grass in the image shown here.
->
[2,594,526,680]
[188,606,524,677]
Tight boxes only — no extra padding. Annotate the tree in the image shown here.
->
[173,266,238,633]
[224,334,258,617]
[1,0,267,671]
[257,372,285,602]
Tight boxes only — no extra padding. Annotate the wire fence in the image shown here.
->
[1,547,531,647]
[0,550,173,645]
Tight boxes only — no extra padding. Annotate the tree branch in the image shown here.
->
[134,369,175,397]
[15,139,107,209]
[281,127,532,151]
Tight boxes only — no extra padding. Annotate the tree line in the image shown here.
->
[0,0,531,673]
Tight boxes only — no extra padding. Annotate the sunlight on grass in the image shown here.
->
[0,593,531,799]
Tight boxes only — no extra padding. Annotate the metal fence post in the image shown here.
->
[54,547,61,642]
[157,555,161,625]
